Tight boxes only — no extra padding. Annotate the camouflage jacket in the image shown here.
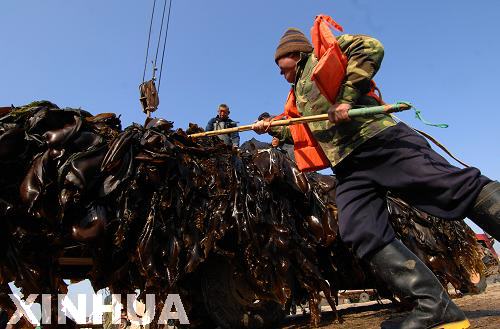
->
[273,34,396,167]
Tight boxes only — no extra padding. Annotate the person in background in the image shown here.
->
[256,112,296,160]
[206,104,240,148]
[257,112,280,148]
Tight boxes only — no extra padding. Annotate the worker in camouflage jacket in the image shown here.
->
[205,103,240,147]
[253,27,500,329]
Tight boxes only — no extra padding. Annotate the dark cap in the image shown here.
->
[274,28,313,62]
[258,112,271,121]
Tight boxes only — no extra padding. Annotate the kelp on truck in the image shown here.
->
[0,102,486,328]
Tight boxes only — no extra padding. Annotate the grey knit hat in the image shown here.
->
[274,28,313,62]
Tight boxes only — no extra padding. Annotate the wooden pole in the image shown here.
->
[188,102,411,138]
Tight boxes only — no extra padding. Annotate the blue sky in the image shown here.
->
[1,0,499,241]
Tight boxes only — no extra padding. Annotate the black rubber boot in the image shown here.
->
[368,239,470,329]
[467,181,500,241]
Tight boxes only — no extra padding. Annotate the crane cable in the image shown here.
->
[157,0,173,93]
[142,0,157,83]
[140,0,173,115]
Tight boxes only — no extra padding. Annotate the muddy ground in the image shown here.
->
[280,282,500,328]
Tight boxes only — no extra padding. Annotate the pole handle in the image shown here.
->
[188,102,412,138]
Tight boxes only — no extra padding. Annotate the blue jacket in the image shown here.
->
[205,116,240,147]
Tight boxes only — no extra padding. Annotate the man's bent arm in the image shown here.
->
[336,34,385,105]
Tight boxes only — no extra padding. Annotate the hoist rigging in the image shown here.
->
[139,0,173,117]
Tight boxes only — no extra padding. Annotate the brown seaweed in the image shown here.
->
[0,102,485,328]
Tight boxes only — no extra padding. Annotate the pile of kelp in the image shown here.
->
[0,101,484,327]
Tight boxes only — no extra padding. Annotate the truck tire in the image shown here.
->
[201,257,286,329]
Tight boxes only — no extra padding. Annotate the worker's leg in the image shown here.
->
[340,122,498,240]
[335,167,469,329]
[467,181,500,240]
[334,170,394,259]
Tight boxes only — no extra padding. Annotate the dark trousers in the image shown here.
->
[334,122,491,259]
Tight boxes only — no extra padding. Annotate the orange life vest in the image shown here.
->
[310,15,347,104]
[284,14,383,172]
[284,89,331,172]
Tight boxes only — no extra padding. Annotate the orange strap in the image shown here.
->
[367,80,384,105]
[311,14,344,59]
